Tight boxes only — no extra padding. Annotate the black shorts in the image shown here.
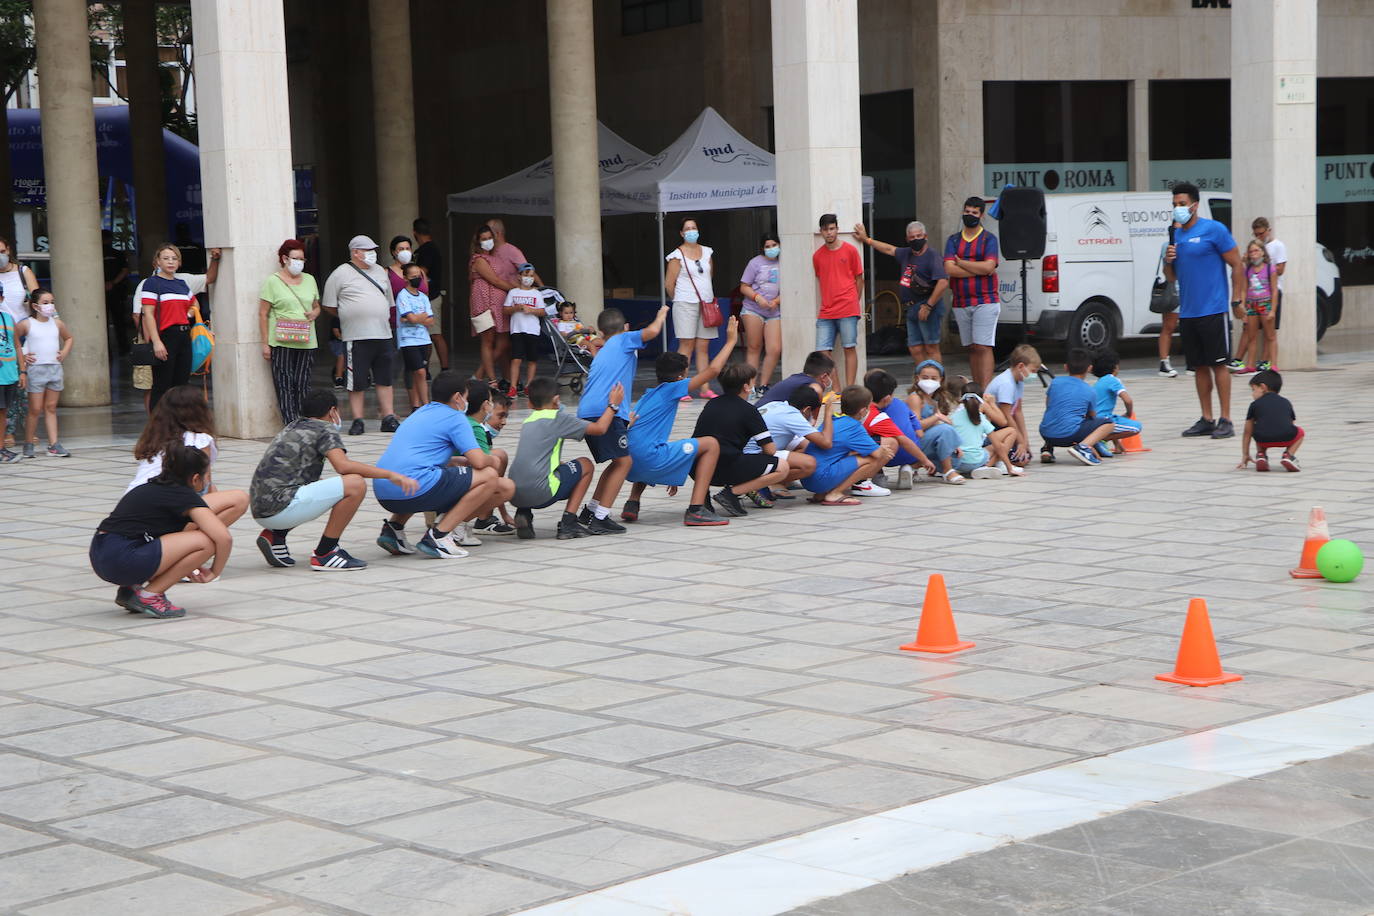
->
[89,531,162,586]
[708,452,779,488]
[346,339,397,391]
[401,344,431,374]
[586,416,630,463]
[1041,417,1113,448]
[1180,313,1231,370]
[0,383,17,410]
[510,333,540,362]
[377,466,472,514]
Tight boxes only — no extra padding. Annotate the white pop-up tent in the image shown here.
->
[446,122,650,216]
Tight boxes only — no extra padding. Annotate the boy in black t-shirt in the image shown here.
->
[1238,369,1303,472]
[692,362,792,517]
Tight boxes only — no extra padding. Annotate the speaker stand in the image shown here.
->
[994,259,1053,387]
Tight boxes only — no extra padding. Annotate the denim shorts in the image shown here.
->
[815,316,859,351]
[905,302,947,346]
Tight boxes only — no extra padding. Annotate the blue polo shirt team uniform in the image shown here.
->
[374,402,479,512]
[1092,375,1141,435]
[628,379,700,487]
[1172,216,1237,369]
[801,415,879,495]
[579,330,642,461]
[1039,376,1111,448]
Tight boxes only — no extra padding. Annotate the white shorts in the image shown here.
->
[953,302,1000,347]
[253,477,347,530]
[672,300,719,340]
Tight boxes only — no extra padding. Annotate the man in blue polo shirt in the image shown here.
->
[1164,182,1246,439]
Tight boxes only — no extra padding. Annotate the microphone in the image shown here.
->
[1168,225,1176,246]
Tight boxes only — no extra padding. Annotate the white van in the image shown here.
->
[992,192,1343,351]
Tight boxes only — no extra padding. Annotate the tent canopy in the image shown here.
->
[446,122,649,217]
[601,106,874,214]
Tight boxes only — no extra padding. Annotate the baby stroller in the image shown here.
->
[536,287,591,394]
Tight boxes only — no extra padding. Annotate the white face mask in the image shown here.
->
[286,258,305,276]
[362,251,377,266]
[520,276,535,287]
[917,379,941,395]
[0,253,9,269]
[480,238,495,252]
[37,303,56,317]
[396,249,412,264]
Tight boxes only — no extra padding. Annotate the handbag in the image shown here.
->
[1148,249,1178,314]
[130,341,154,366]
[189,304,215,374]
[270,274,316,344]
[678,247,723,328]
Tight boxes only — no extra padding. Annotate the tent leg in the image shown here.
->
[657,210,666,312]
[866,201,877,330]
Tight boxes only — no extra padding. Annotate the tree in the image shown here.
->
[0,0,36,246]
[87,2,197,142]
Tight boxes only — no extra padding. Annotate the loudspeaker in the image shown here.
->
[997,187,1047,260]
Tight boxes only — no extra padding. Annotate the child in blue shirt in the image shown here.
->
[396,264,434,407]
[1038,348,1115,466]
[622,318,738,526]
[575,305,668,533]
[1090,351,1142,457]
[801,385,896,505]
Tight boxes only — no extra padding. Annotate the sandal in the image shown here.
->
[817,496,862,506]
[941,469,966,485]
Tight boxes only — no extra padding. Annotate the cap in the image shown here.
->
[517,262,534,272]
[347,235,379,250]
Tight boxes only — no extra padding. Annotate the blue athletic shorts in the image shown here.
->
[1041,417,1113,448]
[628,439,700,488]
[89,531,162,586]
[377,466,471,513]
[801,455,859,495]
[586,416,630,463]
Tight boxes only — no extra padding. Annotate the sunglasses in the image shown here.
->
[693,259,704,274]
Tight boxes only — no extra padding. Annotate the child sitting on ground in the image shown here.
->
[757,385,832,502]
[622,318,738,526]
[801,385,896,505]
[861,368,943,492]
[951,382,1019,479]
[90,444,243,619]
[251,389,418,570]
[396,263,435,407]
[556,302,600,356]
[695,361,793,518]
[906,359,966,484]
[756,350,835,407]
[1090,351,1143,457]
[1038,348,1116,466]
[1238,368,1302,472]
[18,289,74,458]
[985,343,1041,467]
[511,378,627,539]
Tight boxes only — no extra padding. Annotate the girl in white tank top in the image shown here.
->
[17,290,73,457]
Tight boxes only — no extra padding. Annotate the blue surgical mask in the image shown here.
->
[482,422,499,439]
[683,230,700,244]
[1172,205,1192,224]
[764,246,780,259]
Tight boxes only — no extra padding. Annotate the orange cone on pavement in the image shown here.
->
[1290,506,1330,579]
[1156,598,1242,687]
[1119,413,1150,453]
[900,574,975,655]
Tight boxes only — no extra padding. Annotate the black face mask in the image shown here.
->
[961,214,981,228]
[407,277,423,289]
[909,238,927,253]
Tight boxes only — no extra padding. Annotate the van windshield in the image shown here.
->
[1208,198,1231,232]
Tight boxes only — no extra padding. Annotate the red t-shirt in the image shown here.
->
[863,403,903,439]
[812,243,863,320]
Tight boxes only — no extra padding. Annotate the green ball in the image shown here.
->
[1316,539,1364,583]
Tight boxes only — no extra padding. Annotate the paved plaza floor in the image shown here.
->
[0,351,1371,914]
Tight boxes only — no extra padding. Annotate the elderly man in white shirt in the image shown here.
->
[322,235,399,435]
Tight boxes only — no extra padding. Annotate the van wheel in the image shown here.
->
[1316,290,1330,342]
[1069,301,1116,351]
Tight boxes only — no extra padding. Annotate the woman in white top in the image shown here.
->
[663,217,719,400]
[0,236,39,448]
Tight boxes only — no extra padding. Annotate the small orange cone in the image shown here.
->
[1119,413,1150,453]
[900,574,975,655]
[1156,598,1242,687]
[1290,506,1330,579]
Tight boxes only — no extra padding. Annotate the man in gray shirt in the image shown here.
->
[322,234,399,435]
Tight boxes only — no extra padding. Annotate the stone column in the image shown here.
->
[1231,0,1318,369]
[368,0,418,244]
[123,0,169,263]
[547,0,603,316]
[771,0,864,378]
[33,0,109,406]
[191,0,295,438]
[1130,80,1150,192]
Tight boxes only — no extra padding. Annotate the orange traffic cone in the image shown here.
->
[1119,413,1150,453]
[1156,598,1242,687]
[900,574,975,655]
[1289,506,1330,579]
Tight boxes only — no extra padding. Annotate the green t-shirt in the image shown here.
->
[260,272,320,349]
[466,415,493,454]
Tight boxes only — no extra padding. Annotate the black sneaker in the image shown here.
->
[684,504,728,527]
[348,418,365,436]
[1040,446,1056,464]
[620,499,640,523]
[714,488,748,517]
[578,506,592,527]
[557,512,592,540]
[380,414,401,433]
[334,376,346,389]
[310,548,368,571]
[256,530,295,568]
[1181,417,1216,437]
[586,515,626,535]
[515,507,535,540]
[1210,418,1235,439]
[124,590,186,619]
[474,515,516,535]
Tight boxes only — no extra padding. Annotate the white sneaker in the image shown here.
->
[970,467,1002,479]
[894,465,914,490]
[456,522,483,547]
[1007,465,1026,477]
[851,479,891,497]
[417,529,468,559]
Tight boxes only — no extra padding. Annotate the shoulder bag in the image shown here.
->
[270,274,315,344]
[1148,248,1178,314]
[678,247,723,328]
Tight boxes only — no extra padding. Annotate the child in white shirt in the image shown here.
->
[502,263,546,397]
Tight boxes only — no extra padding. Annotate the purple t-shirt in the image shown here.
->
[740,255,781,318]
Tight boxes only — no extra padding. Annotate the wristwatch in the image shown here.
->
[1231,300,1242,308]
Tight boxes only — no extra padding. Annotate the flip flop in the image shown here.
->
[818,496,862,506]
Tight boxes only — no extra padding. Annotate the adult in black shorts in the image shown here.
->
[1163,183,1245,439]
[691,362,792,517]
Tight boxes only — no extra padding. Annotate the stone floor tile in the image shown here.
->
[259,775,467,825]
[262,722,442,758]
[153,819,377,878]
[705,709,888,748]
[264,848,557,916]
[621,630,768,656]
[341,651,484,680]
[604,693,770,728]
[958,644,1104,673]
[78,736,264,777]
[483,825,710,887]
[366,798,584,855]
[0,702,93,737]
[419,663,580,694]
[261,675,424,707]
[1033,808,1291,871]
[437,706,607,741]
[266,639,407,666]
[533,723,719,763]
[457,757,659,806]
[50,794,267,847]
[985,714,1176,753]
[568,654,723,682]
[19,872,272,916]
[823,729,1073,780]
[163,756,360,800]
[916,669,1077,700]
[714,643,866,671]
[504,678,671,710]
[0,662,104,691]
[759,763,970,812]
[0,822,53,854]
[641,742,832,786]
[1170,838,1374,908]
[1033,684,1267,728]
[21,674,183,706]
[764,681,932,714]
[806,655,959,686]
[2,719,177,758]
[874,696,1052,733]
[0,752,79,789]
[96,689,263,723]
[1063,878,1369,916]
[176,704,350,740]
[657,666,821,696]
[0,844,156,909]
[346,692,509,725]
[1316,817,1374,850]
[355,737,544,780]
[542,619,680,643]
[573,781,836,844]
